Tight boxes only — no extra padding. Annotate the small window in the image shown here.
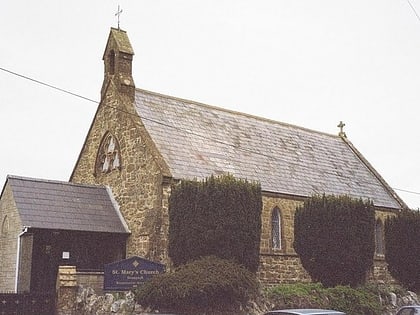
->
[1,216,9,236]
[271,207,282,250]
[95,132,122,175]
[375,219,384,255]
[109,50,115,75]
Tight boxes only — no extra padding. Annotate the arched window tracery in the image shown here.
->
[95,132,122,175]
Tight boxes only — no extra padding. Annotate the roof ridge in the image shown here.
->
[7,175,105,189]
[135,88,340,140]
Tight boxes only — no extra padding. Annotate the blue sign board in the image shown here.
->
[104,256,165,291]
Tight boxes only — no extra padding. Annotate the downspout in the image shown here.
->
[15,226,29,292]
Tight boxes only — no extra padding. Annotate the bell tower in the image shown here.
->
[101,28,135,100]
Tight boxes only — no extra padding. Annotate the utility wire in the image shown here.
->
[1,66,348,189]
[2,65,420,198]
[393,187,420,196]
[0,67,98,104]
[407,0,420,23]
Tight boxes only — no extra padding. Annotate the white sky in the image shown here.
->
[1,1,420,209]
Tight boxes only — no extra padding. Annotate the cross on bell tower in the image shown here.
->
[115,5,123,30]
[337,121,346,138]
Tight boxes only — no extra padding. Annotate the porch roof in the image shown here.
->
[6,176,130,234]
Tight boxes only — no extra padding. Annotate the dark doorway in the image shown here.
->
[29,229,127,292]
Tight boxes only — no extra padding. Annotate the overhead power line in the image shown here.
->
[393,187,420,196]
[2,65,420,198]
[0,67,98,104]
[407,0,420,23]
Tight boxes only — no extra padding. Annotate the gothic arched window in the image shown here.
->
[1,216,9,237]
[375,219,384,255]
[271,207,282,250]
[95,132,122,175]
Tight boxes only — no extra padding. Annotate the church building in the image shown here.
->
[0,28,407,292]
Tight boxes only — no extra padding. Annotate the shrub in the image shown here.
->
[385,210,420,291]
[135,256,260,314]
[265,283,382,315]
[168,174,262,272]
[265,283,325,308]
[293,194,375,287]
[326,285,382,315]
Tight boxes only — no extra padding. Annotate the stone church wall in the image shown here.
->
[258,194,309,284]
[260,195,302,255]
[370,258,396,284]
[72,111,398,284]
[257,194,396,285]
[16,232,33,292]
[259,254,311,285]
[370,209,397,283]
[70,28,399,286]
[71,85,170,265]
[0,183,22,291]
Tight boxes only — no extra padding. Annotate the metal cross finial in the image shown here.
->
[115,5,123,30]
[337,121,346,138]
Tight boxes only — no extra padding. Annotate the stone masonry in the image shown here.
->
[56,265,78,315]
[70,29,170,265]
[0,183,22,291]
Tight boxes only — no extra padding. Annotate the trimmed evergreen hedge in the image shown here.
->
[293,194,375,287]
[168,174,262,272]
[385,209,420,290]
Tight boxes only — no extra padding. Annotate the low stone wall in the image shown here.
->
[76,271,104,295]
[381,290,419,315]
[76,286,150,315]
[56,266,152,315]
[56,266,78,315]
[75,284,420,315]
[57,265,419,315]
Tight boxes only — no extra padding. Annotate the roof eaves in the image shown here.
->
[340,136,407,210]
[105,185,131,234]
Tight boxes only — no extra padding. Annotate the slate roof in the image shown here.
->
[5,176,129,234]
[135,88,405,210]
